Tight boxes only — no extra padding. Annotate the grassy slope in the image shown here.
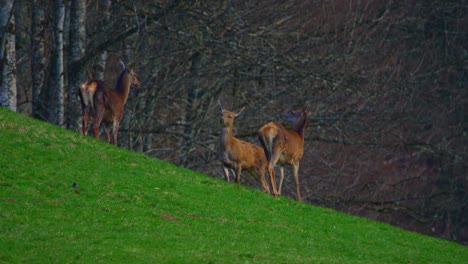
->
[0,108,466,263]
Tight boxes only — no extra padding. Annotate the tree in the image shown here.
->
[0,0,16,111]
[0,0,14,60]
[47,0,65,125]
[31,0,47,118]
[67,0,87,131]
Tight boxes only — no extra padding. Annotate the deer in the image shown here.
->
[258,105,309,201]
[218,100,270,193]
[78,60,141,145]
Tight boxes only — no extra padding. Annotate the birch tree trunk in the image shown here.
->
[31,0,46,118]
[0,0,17,111]
[47,0,65,125]
[67,0,86,131]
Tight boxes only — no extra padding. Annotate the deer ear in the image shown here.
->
[217,99,224,112]
[235,106,245,117]
[118,60,126,71]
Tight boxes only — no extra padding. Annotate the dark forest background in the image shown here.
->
[0,0,466,245]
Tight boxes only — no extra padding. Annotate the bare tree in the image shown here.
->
[67,0,87,131]
[0,0,16,111]
[0,0,14,60]
[31,0,47,118]
[47,0,65,125]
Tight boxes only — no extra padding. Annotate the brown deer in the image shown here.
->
[218,100,270,193]
[78,61,141,145]
[258,105,308,201]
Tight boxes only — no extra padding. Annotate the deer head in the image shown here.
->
[128,67,141,88]
[282,105,308,133]
[218,100,245,128]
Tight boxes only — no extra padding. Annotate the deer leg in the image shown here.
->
[269,152,283,197]
[112,120,120,146]
[235,166,242,183]
[258,168,270,194]
[250,168,269,193]
[103,123,111,143]
[93,118,101,139]
[292,162,301,201]
[82,110,89,135]
[278,166,285,195]
[93,125,99,139]
[222,166,230,182]
[93,107,104,140]
[268,163,278,197]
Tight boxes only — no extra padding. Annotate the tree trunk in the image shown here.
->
[0,0,14,61]
[181,51,205,166]
[15,0,31,115]
[47,0,65,125]
[0,0,16,111]
[67,0,86,131]
[31,0,46,118]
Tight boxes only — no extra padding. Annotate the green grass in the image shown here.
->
[0,107,467,263]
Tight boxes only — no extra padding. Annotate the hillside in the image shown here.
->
[0,107,467,263]
[5,0,466,245]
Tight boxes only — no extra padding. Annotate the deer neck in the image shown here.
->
[293,116,307,136]
[220,126,234,148]
[115,69,132,104]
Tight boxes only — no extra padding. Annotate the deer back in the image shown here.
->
[233,137,266,168]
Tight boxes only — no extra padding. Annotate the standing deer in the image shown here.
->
[218,101,270,193]
[78,61,141,145]
[258,105,308,201]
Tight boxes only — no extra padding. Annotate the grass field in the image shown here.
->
[0,107,467,263]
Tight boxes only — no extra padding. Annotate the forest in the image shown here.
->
[0,0,466,245]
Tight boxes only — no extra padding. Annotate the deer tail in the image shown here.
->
[258,124,277,162]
